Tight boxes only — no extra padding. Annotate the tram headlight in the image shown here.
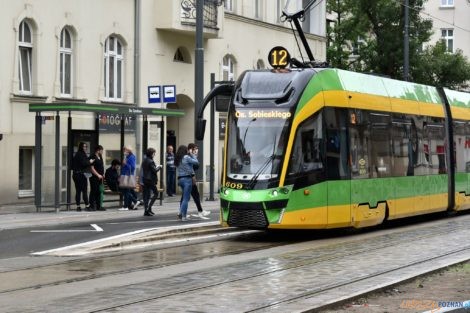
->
[271,190,279,197]
[223,188,230,196]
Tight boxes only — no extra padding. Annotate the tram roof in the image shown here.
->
[314,68,470,109]
[29,102,185,117]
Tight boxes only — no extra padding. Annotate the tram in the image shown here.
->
[196,6,470,230]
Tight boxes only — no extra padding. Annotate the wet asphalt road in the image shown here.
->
[0,213,213,258]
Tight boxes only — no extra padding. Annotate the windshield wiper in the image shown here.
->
[246,154,275,190]
[246,133,278,190]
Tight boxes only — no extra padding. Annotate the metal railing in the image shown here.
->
[180,0,220,29]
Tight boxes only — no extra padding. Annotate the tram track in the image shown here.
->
[1,213,469,313]
[247,245,470,312]
[84,244,470,313]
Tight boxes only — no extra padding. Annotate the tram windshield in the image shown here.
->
[226,107,291,181]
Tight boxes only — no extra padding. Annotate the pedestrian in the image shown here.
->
[142,148,162,216]
[89,145,105,211]
[165,145,176,197]
[181,143,211,219]
[72,142,94,211]
[105,159,121,192]
[119,145,141,211]
[175,145,198,221]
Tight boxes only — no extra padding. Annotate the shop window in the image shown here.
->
[19,147,34,197]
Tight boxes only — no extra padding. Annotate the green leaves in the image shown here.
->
[326,0,470,89]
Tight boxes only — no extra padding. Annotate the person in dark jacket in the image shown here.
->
[89,145,105,211]
[105,159,120,192]
[165,145,176,196]
[72,142,94,211]
[141,148,162,216]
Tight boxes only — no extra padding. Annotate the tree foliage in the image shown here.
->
[326,0,470,89]
[413,41,470,89]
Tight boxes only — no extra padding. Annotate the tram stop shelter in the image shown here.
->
[29,102,184,212]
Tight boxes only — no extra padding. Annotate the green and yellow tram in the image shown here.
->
[213,67,470,229]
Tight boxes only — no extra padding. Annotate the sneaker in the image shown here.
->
[134,200,141,210]
[185,214,191,220]
[177,213,182,220]
[201,210,211,216]
[118,207,129,211]
[197,212,210,219]
[181,217,188,221]
[76,207,82,212]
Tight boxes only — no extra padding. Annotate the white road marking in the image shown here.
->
[30,224,103,233]
[31,221,220,256]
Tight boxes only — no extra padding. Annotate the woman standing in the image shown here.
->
[142,148,162,216]
[175,145,199,221]
[72,142,94,211]
[120,145,140,210]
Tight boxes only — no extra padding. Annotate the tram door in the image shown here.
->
[325,108,351,227]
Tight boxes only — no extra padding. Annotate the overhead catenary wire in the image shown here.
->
[394,0,470,33]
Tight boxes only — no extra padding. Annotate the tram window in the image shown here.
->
[369,112,391,178]
[391,114,418,177]
[288,112,324,175]
[426,117,446,174]
[413,116,429,176]
[453,120,467,173]
[349,109,370,179]
[466,123,470,173]
[325,108,350,180]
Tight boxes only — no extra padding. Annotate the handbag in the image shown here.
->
[119,174,136,188]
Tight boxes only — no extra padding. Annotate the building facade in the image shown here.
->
[423,0,470,56]
[0,0,326,208]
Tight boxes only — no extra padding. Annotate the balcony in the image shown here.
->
[156,0,222,38]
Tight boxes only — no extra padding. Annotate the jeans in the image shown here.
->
[178,176,193,217]
[166,168,176,195]
[122,188,138,208]
[180,184,203,212]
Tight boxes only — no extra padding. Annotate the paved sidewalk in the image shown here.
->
[0,194,221,230]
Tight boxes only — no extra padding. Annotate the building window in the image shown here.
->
[18,20,33,94]
[440,0,454,7]
[60,27,73,96]
[104,36,123,101]
[255,0,261,19]
[441,29,453,53]
[19,147,34,197]
[277,0,284,23]
[173,47,191,64]
[224,0,233,11]
[351,37,365,56]
[222,55,236,81]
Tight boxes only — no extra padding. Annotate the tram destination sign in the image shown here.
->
[235,109,292,119]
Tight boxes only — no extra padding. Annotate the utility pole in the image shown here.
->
[404,0,409,81]
[195,0,204,179]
